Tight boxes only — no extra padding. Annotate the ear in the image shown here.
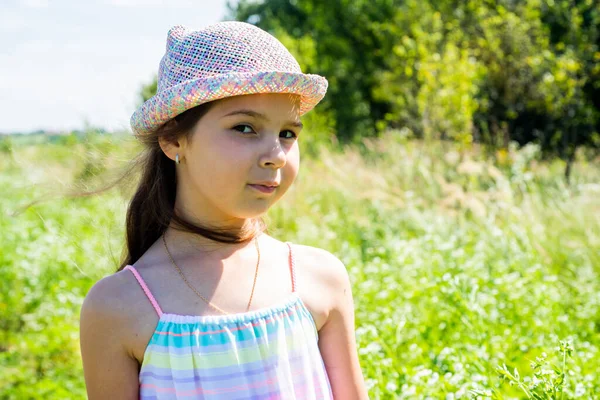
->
[158,121,187,163]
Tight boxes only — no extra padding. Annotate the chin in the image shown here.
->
[231,205,271,219]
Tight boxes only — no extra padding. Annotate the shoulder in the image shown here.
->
[290,243,352,329]
[80,269,147,358]
[262,234,349,287]
[292,243,350,289]
[81,269,139,322]
[79,269,146,397]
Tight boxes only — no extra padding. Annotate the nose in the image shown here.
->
[259,137,287,169]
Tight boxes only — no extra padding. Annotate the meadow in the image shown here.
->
[0,131,598,399]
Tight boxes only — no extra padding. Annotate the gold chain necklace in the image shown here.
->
[162,234,260,315]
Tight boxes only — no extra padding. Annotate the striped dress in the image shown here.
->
[124,242,333,399]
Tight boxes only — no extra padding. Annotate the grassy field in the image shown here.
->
[0,131,598,399]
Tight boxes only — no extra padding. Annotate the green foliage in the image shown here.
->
[416,42,483,144]
[0,172,123,398]
[1,133,599,398]
[0,137,12,155]
[373,4,485,143]
[228,0,600,162]
[473,341,577,399]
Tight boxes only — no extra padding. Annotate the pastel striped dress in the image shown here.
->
[124,242,333,399]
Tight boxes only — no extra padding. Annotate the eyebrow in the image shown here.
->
[222,109,303,129]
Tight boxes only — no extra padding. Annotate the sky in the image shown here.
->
[0,0,234,134]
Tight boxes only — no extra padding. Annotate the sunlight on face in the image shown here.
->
[175,93,303,227]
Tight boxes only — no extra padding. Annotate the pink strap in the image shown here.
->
[285,242,297,293]
[124,265,163,317]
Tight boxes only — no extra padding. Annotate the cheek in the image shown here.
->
[188,137,250,189]
[282,147,300,184]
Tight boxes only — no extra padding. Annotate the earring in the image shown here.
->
[175,153,180,164]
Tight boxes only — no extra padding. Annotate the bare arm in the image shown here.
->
[79,276,140,400]
[318,255,369,399]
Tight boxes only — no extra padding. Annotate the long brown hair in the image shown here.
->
[118,101,268,271]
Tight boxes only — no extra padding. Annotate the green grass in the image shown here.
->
[0,132,598,399]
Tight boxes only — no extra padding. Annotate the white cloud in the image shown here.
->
[0,10,29,33]
[16,38,55,54]
[20,0,49,8]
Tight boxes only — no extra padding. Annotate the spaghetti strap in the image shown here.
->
[285,242,297,293]
[124,265,163,317]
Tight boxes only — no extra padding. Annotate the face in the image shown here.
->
[166,93,302,229]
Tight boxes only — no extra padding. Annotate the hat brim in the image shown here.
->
[130,71,328,135]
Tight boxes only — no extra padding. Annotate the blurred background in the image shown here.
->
[1,0,599,399]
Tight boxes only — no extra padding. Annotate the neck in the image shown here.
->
[163,226,260,260]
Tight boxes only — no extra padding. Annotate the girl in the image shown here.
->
[79,21,367,399]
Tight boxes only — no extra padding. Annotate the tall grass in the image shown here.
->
[0,131,598,399]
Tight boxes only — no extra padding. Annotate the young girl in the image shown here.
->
[79,21,368,399]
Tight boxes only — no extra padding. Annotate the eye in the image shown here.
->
[233,124,255,135]
[281,130,298,140]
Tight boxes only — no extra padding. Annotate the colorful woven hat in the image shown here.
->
[130,21,329,136]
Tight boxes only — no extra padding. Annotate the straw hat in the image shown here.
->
[130,21,329,136]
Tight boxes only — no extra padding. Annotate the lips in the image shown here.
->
[250,181,279,187]
[248,184,277,193]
